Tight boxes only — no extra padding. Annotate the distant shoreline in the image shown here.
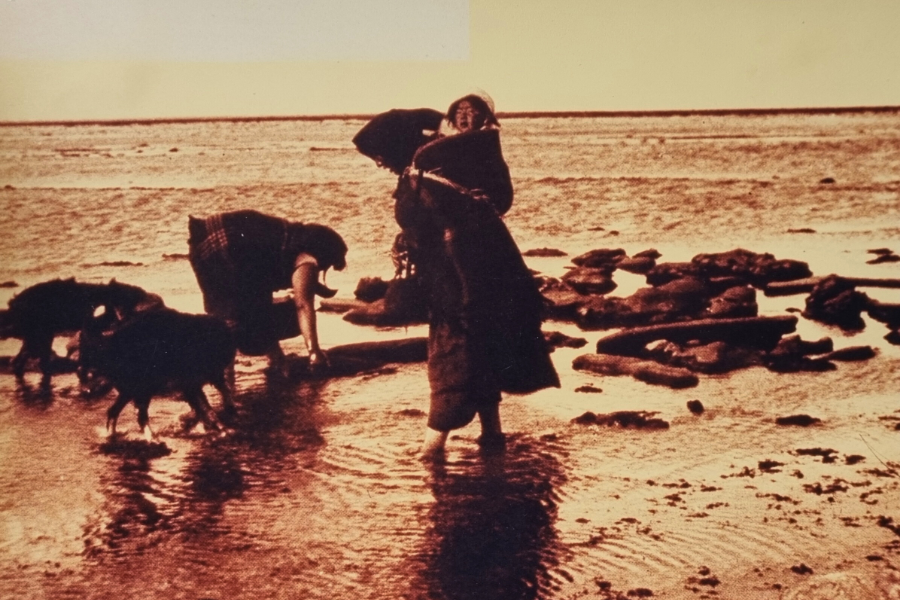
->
[1,105,898,127]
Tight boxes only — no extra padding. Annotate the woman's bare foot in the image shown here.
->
[421,428,449,462]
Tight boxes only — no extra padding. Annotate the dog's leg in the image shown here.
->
[106,393,131,436]
[31,333,56,389]
[135,396,155,441]
[213,365,236,412]
[11,337,37,381]
[184,387,220,433]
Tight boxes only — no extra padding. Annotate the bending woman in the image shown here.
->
[188,209,347,376]
[393,93,559,458]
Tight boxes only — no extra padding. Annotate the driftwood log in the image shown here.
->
[594,315,798,357]
[764,276,900,297]
[572,354,699,389]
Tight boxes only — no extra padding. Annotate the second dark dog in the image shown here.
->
[79,308,236,438]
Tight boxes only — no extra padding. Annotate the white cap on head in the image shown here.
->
[466,88,495,114]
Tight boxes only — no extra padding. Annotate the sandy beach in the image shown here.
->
[0,112,898,599]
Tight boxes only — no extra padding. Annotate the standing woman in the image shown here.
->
[188,209,348,377]
[392,92,559,458]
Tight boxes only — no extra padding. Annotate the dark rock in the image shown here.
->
[617,256,656,275]
[523,247,567,257]
[802,275,869,331]
[647,340,759,374]
[354,277,390,302]
[867,300,900,327]
[791,563,814,575]
[687,400,704,414]
[776,415,821,427]
[704,285,757,318]
[868,248,895,256]
[765,335,835,371]
[787,228,817,234]
[576,277,715,330]
[0,281,18,288]
[575,385,603,393]
[544,330,588,350]
[344,277,428,326]
[646,262,701,286]
[633,248,662,260]
[819,177,835,184]
[539,279,590,320]
[571,248,626,268]
[562,267,617,295]
[867,254,900,265]
[691,248,811,286]
[573,410,669,430]
[821,345,876,361]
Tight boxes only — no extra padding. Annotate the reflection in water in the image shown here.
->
[84,375,327,559]
[416,436,567,600]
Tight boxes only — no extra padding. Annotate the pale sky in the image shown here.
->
[1,0,899,121]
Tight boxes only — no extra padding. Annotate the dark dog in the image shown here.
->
[79,308,236,438]
[0,278,163,387]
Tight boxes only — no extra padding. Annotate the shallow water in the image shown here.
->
[1,111,899,599]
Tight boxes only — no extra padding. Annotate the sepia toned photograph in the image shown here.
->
[1,2,899,598]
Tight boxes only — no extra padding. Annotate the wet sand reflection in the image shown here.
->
[414,436,568,600]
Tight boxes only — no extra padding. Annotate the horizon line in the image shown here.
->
[2,104,899,127]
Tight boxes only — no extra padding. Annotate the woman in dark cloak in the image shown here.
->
[188,210,348,377]
[356,93,559,458]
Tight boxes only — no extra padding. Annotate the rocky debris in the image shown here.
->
[646,339,760,374]
[354,277,390,302]
[575,277,746,330]
[538,279,590,320]
[616,255,656,274]
[765,335,838,373]
[343,277,428,326]
[571,247,627,269]
[543,330,588,350]
[794,448,838,462]
[765,275,900,297]
[690,248,812,286]
[573,353,699,389]
[820,345,877,361]
[867,300,900,344]
[575,385,603,393]
[644,249,810,289]
[802,275,869,330]
[595,316,797,357]
[867,254,899,265]
[776,415,822,427]
[562,266,617,295]
[523,247,567,257]
[572,410,670,430]
[866,247,899,264]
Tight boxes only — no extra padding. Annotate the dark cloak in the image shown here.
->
[394,132,560,429]
[352,108,444,175]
